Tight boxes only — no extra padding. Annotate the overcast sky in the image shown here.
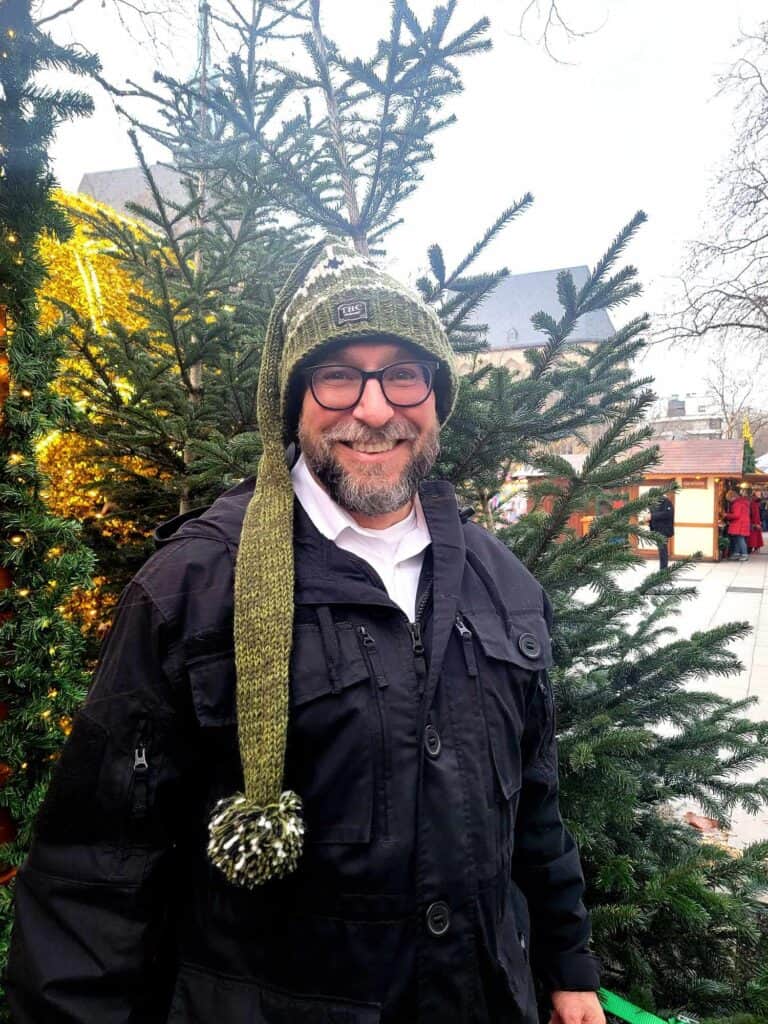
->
[48,0,765,398]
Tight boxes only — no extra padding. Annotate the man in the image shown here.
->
[649,492,674,570]
[8,239,603,1023]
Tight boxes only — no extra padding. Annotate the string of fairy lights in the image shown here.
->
[3,193,159,635]
[1,194,154,867]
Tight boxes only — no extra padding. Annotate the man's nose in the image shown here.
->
[352,377,395,428]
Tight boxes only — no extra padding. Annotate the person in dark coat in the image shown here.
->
[649,492,675,570]
[7,239,603,1024]
[724,489,752,561]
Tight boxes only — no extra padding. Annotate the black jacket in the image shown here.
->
[7,478,599,1023]
[649,497,674,538]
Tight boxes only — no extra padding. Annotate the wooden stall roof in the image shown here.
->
[643,439,744,476]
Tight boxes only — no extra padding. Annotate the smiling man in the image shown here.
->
[8,238,604,1024]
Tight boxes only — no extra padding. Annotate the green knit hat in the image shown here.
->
[207,237,458,888]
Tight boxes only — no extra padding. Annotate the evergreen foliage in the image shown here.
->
[433,220,768,1019]
[52,0,497,585]
[0,0,98,989]
[9,0,768,1017]
[743,439,756,474]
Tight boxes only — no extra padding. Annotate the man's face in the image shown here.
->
[297,340,440,518]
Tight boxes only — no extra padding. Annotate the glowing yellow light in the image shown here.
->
[40,709,52,720]
[17,588,30,598]
[47,688,58,698]
[6,233,17,244]
[10,534,24,545]
[47,580,58,588]
[8,453,23,465]
[7,29,16,38]
[20,388,32,397]
[20,762,27,770]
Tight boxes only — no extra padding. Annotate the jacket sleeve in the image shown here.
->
[650,500,673,533]
[6,580,190,1023]
[511,596,600,994]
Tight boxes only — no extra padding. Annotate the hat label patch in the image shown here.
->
[336,299,369,326]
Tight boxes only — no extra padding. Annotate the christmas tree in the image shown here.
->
[743,418,757,474]
[0,0,99,982]
[422,224,768,1018]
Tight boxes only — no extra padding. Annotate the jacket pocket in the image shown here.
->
[167,963,382,1023]
[285,621,379,845]
[34,711,109,843]
[459,609,552,803]
[186,647,237,727]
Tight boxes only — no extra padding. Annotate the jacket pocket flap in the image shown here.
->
[186,649,237,726]
[290,623,370,707]
[465,610,553,670]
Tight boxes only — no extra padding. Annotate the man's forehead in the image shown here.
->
[315,338,422,366]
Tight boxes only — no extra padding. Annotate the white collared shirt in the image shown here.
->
[291,454,431,622]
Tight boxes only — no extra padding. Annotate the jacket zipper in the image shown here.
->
[454,613,478,677]
[357,626,391,839]
[408,587,431,694]
[455,613,497,807]
[131,719,150,822]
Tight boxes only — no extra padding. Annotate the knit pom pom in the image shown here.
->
[208,790,304,888]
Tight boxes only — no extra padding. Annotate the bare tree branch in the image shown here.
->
[513,0,608,64]
[36,0,88,27]
[661,22,768,358]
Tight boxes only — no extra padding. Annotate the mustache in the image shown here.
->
[321,421,420,445]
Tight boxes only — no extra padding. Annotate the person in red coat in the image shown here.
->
[723,489,752,560]
[748,494,764,552]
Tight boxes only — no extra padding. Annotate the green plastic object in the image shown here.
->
[598,988,698,1024]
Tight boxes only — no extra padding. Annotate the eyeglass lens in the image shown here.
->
[311,362,433,409]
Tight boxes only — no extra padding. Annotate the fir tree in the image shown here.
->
[0,0,98,987]
[430,218,768,1019]
[52,0,500,585]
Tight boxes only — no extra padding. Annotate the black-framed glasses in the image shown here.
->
[303,360,438,411]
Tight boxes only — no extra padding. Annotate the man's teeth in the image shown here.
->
[345,441,399,453]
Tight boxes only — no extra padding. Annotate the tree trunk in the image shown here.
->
[310,0,368,257]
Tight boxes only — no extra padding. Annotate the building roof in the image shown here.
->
[644,439,744,476]
[78,164,186,220]
[468,266,616,350]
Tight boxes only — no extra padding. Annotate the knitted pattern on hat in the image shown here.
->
[208,237,457,889]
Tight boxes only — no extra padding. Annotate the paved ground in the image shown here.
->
[618,543,768,849]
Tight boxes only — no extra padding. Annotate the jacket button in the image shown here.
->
[424,724,441,758]
[518,633,541,659]
[426,901,451,937]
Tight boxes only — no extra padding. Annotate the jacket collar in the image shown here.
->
[292,479,464,613]
[153,475,466,651]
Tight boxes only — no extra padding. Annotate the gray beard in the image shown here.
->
[298,420,440,517]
